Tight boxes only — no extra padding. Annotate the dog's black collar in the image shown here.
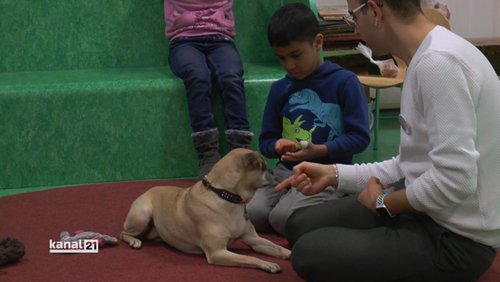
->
[202,177,244,204]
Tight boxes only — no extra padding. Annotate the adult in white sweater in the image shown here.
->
[277,1,500,281]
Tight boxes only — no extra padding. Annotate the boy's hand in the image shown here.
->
[275,139,297,155]
[280,142,327,162]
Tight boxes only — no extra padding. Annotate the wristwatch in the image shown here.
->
[376,193,395,218]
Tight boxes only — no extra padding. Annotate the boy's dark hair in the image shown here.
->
[267,3,319,47]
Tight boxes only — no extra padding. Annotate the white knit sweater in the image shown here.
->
[337,26,500,248]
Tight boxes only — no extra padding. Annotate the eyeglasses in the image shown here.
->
[343,2,367,26]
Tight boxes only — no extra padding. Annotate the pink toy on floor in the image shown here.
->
[60,230,118,247]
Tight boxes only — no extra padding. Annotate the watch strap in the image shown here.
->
[376,193,395,218]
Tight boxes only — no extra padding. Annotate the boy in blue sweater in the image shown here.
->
[246,3,370,235]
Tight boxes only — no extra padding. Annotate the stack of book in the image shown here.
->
[317,6,362,51]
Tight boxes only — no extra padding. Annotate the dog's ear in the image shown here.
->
[242,151,266,171]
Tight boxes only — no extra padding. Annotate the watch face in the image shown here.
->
[376,207,391,218]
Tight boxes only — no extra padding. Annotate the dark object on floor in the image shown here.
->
[0,237,25,266]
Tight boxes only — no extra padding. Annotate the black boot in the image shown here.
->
[225,129,254,151]
[192,129,221,179]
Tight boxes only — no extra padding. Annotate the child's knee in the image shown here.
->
[246,204,272,232]
[269,207,294,235]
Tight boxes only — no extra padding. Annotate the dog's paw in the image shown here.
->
[280,247,291,259]
[128,238,142,249]
[271,246,291,259]
[262,262,282,273]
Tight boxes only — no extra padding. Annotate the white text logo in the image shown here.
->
[49,239,99,254]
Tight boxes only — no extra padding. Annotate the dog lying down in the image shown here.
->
[121,148,291,273]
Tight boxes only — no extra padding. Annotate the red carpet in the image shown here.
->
[0,180,498,282]
[0,180,302,282]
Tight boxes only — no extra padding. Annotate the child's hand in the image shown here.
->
[275,139,298,155]
[281,142,327,162]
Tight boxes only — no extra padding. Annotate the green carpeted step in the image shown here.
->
[0,64,285,190]
[0,0,306,192]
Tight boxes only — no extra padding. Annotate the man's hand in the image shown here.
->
[357,177,414,215]
[275,162,336,196]
[357,177,385,213]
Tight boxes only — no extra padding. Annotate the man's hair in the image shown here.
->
[267,3,319,47]
[358,0,422,20]
[383,0,422,18]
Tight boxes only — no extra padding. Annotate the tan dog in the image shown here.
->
[120,148,291,273]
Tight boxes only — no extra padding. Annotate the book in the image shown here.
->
[317,6,347,19]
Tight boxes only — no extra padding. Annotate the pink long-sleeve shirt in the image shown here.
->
[164,0,236,41]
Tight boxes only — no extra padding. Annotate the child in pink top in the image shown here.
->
[165,0,253,178]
